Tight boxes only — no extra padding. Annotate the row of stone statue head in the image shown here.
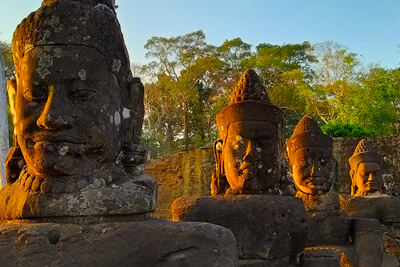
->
[211,69,383,199]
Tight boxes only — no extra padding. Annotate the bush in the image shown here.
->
[321,122,377,137]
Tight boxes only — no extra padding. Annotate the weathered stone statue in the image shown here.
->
[340,139,400,265]
[349,139,384,196]
[211,69,283,196]
[1,0,155,220]
[286,115,337,209]
[286,117,390,267]
[0,1,239,265]
[286,115,351,246]
[173,69,307,266]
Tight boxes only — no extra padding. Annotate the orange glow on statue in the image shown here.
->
[349,139,384,196]
[286,115,335,200]
[211,69,283,196]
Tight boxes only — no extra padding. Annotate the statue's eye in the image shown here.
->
[359,171,368,176]
[232,141,241,150]
[71,89,96,100]
[258,137,272,148]
[320,158,328,166]
[24,83,48,101]
[374,170,381,176]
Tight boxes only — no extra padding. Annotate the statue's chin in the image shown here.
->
[242,177,276,192]
[356,190,382,197]
[24,142,112,178]
[28,153,98,178]
[297,184,329,196]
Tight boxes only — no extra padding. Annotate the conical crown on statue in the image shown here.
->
[349,139,382,170]
[286,115,332,165]
[216,69,282,141]
[228,69,271,105]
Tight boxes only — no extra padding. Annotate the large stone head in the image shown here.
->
[6,0,144,185]
[0,0,156,221]
[211,69,283,195]
[349,139,383,196]
[286,115,334,196]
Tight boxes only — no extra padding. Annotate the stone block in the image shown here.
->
[172,195,307,261]
[301,250,341,267]
[0,174,157,220]
[340,194,400,224]
[0,219,239,266]
[306,210,351,246]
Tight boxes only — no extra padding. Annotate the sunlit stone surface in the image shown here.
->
[0,1,239,265]
[211,69,284,196]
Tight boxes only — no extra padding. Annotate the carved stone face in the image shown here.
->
[351,162,382,195]
[222,121,279,191]
[291,147,334,195]
[14,45,123,178]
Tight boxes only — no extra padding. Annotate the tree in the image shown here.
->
[247,42,316,88]
[0,41,11,186]
[348,67,400,134]
[142,30,224,155]
[0,41,14,81]
[307,41,360,124]
[0,41,14,146]
[242,42,317,137]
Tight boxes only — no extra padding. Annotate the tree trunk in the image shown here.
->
[183,101,189,150]
[0,43,10,188]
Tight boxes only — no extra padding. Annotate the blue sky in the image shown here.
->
[1,0,399,68]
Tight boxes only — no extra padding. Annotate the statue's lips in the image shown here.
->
[365,181,378,187]
[238,163,255,180]
[28,136,86,145]
[305,177,330,187]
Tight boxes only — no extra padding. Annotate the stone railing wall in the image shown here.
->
[145,148,214,219]
[145,135,400,219]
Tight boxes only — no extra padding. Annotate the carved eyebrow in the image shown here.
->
[359,167,381,172]
[257,133,275,139]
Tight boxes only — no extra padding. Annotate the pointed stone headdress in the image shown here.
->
[349,139,383,170]
[286,115,332,165]
[216,69,283,142]
[12,0,132,90]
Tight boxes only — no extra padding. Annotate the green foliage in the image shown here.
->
[248,41,317,89]
[347,67,400,135]
[138,32,400,158]
[1,40,15,81]
[321,122,376,137]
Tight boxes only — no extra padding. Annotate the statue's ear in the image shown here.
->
[349,169,357,194]
[211,139,228,196]
[349,169,355,180]
[120,78,145,173]
[284,149,293,176]
[213,139,224,176]
[7,79,17,128]
[123,77,144,145]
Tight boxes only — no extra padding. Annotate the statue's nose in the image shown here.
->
[309,162,322,177]
[37,89,74,130]
[367,173,375,181]
[243,141,258,162]
[310,165,315,176]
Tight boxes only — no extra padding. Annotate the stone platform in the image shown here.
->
[0,218,239,266]
[340,194,400,224]
[172,195,307,263]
